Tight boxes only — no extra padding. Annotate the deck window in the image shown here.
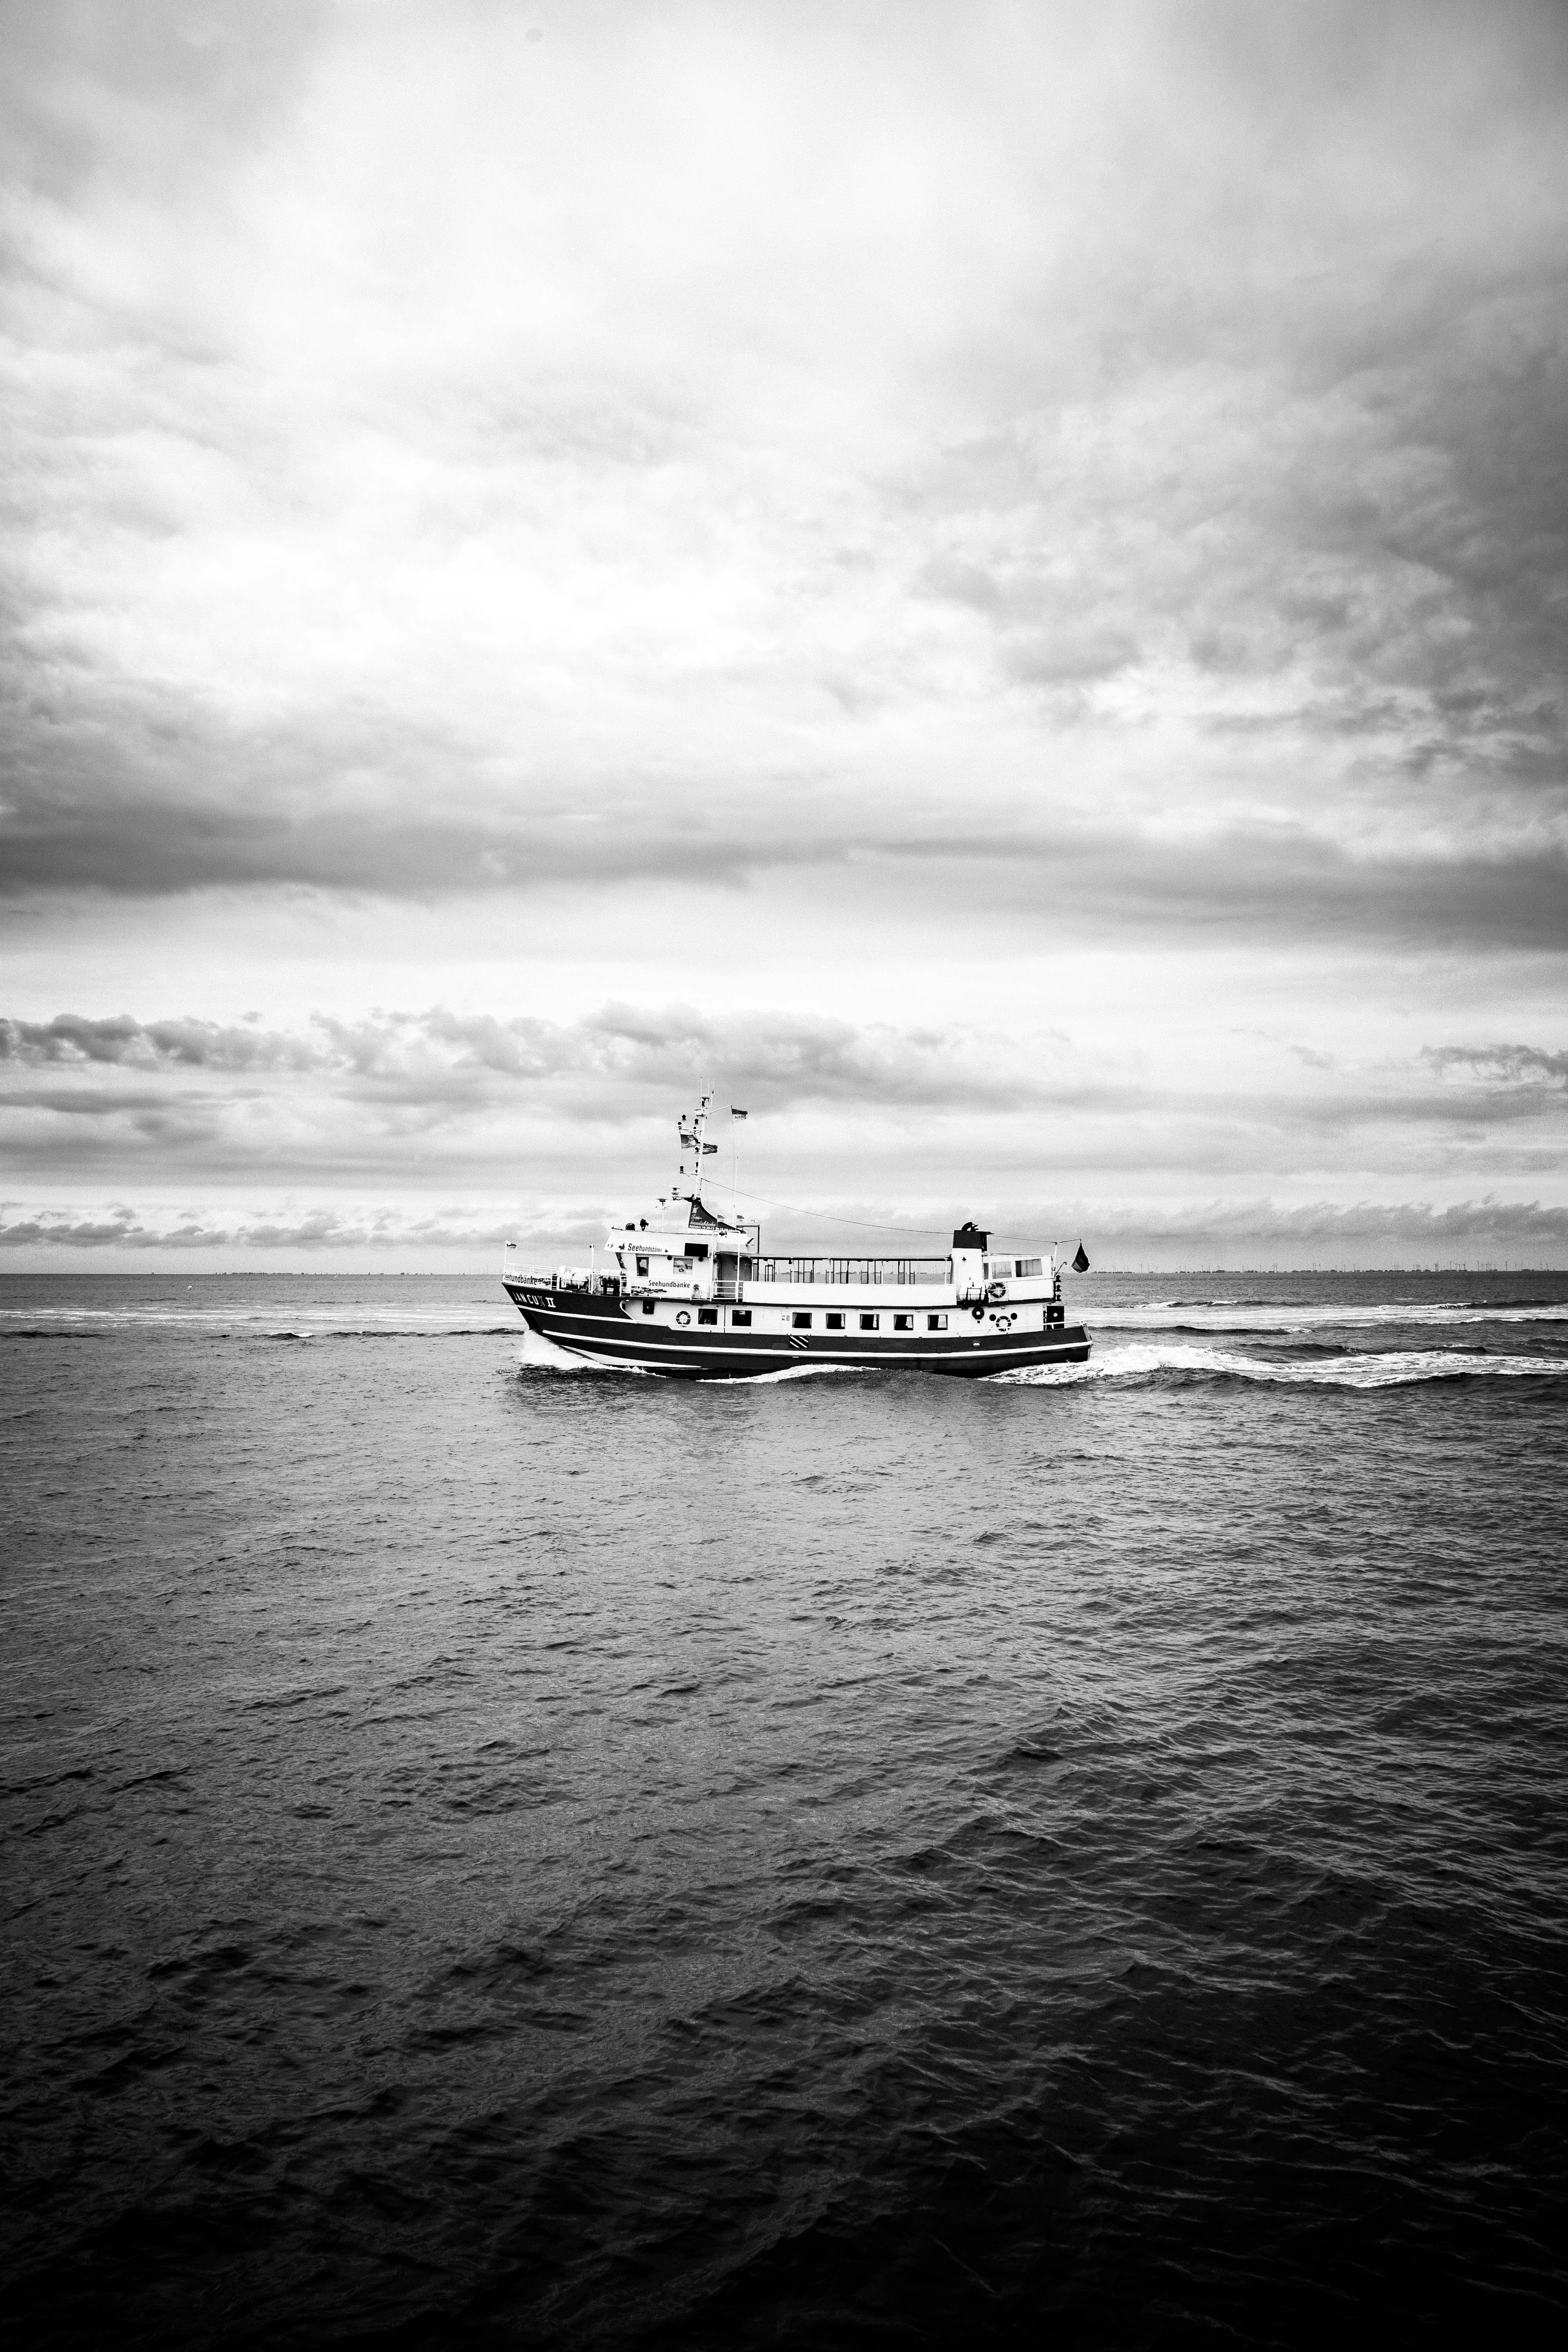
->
[1016,1257,1042,1278]
[859,1313,879,1331]
[927,1313,947,1332]
[731,1308,752,1327]
[893,1313,913,1332]
[826,1312,844,1330]
[791,1311,812,1329]
[635,1256,649,1276]
[697,1308,718,1325]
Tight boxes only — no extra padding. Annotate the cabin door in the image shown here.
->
[715,1252,740,1301]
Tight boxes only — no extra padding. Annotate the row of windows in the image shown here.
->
[637,1305,953,1332]
[792,1312,948,1332]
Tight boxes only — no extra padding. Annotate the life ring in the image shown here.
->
[995,1313,1014,1333]
[986,1280,1006,1301]
[675,1310,690,1326]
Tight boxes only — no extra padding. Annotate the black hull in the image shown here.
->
[505,1285,1090,1380]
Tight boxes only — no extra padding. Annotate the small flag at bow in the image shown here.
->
[731,1106,748,1119]
[1071,1242,1091,1273]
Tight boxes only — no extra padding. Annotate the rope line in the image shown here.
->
[724,1185,956,1240]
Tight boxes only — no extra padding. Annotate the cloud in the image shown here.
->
[0,0,1564,962]
[1060,1195,1568,1249]
[3,996,1565,1251]
[4,731,1566,948]
[1423,1044,1568,1086]
[0,1202,516,1252]
[5,1191,1567,1267]
[7,1005,1567,1124]
[1,2,1564,1249]
[0,1002,1049,1104]
[0,1012,316,1068]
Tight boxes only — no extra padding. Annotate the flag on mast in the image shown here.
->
[1071,1243,1091,1272]
[731,1107,748,1119]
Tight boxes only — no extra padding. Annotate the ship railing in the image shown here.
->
[755,1256,950,1286]
[508,1268,611,1293]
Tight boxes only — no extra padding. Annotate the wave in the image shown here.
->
[513,1329,617,1374]
[6,1298,1564,1367]
[259,1325,516,1340]
[1,1321,518,1341]
[0,1303,503,1322]
[511,1334,1563,1392]
[996,1340,1568,1389]
[1156,1292,1563,1311]
[1090,1300,1568,1335]
[512,1333,866,1383]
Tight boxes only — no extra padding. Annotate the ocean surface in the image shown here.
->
[5,1269,1567,2347]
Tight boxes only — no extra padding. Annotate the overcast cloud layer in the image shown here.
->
[2,0,1565,1263]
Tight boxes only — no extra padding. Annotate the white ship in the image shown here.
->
[503,1094,1092,1380]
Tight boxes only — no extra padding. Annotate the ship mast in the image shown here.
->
[675,1091,715,1213]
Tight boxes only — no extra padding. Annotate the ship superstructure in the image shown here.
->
[503,1093,1091,1379]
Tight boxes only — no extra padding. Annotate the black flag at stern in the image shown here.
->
[1071,1243,1091,1273]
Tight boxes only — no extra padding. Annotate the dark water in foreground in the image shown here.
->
[4,1270,1568,2347]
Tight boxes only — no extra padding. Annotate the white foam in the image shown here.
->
[995,1339,1568,1388]
[513,1327,612,1372]
[1089,1300,1568,1334]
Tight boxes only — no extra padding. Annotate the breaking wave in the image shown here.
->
[1090,1299,1568,1334]
[997,1340,1568,1388]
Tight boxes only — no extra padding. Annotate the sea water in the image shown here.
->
[4,1270,1567,2345]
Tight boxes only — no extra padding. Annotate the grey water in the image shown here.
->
[4,1270,1568,2347]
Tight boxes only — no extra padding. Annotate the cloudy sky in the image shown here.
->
[2,0,1565,1267]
